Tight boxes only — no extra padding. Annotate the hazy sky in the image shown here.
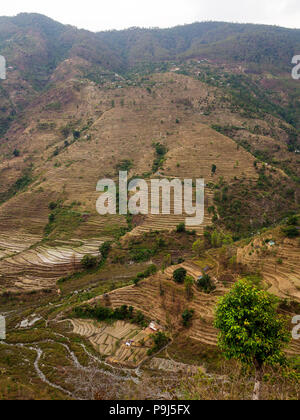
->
[1,0,300,31]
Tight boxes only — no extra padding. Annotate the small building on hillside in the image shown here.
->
[148,321,162,332]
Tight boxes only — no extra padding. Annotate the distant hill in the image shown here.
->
[1,13,300,87]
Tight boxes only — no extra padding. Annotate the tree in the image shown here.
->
[13,149,20,157]
[147,332,169,355]
[287,215,298,226]
[282,225,299,238]
[99,241,112,259]
[197,274,215,294]
[184,275,194,300]
[211,164,217,175]
[162,254,172,272]
[182,309,194,327]
[192,239,205,257]
[81,255,98,269]
[73,130,81,140]
[48,201,58,210]
[214,280,290,400]
[173,267,187,284]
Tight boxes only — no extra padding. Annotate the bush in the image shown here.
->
[282,226,299,238]
[60,125,71,138]
[182,309,195,327]
[73,304,147,327]
[185,276,194,300]
[99,242,112,259]
[154,143,168,156]
[133,264,157,286]
[147,332,169,356]
[116,159,133,171]
[49,201,58,210]
[287,215,298,226]
[130,248,154,262]
[13,149,20,157]
[197,274,216,294]
[73,130,81,139]
[48,213,55,223]
[176,222,186,233]
[81,255,98,269]
[173,267,187,284]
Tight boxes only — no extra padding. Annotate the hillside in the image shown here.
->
[0,14,299,400]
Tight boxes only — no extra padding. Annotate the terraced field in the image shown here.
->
[88,264,300,356]
[70,319,155,367]
[237,233,300,302]
[0,71,263,294]
[0,238,104,292]
[128,184,213,236]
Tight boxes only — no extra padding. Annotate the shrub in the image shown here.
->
[176,222,186,233]
[154,143,167,156]
[173,267,187,284]
[116,159,133,171]
[81,255,98,269]
[185,276,194,300]
[133,264,157,286]
[282,226,299,238]
[13,149,20,157]
[130,248,154,262]
[152,143,168,173]
[192,239,205,257]
[197,274,216,294]
[60,125,71,138]
[182,309,195,327]
[147,332,169,356]
[49,201,58,210]
[48,213,55,223]
[73,130,81,139]
[287,215,298,226]
[99,241,112,259]
[73,304,146,327]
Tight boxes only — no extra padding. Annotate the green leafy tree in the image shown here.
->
[214,280,290,400]
[182,309,194,327]
[192,239,205,257]
[211,230,222,248]
[173,267,187,284]
[162,254,172,272]
[184,275,194,300]
[197,274,216,294]
[147,332,169,355]
[81,255,98,269]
